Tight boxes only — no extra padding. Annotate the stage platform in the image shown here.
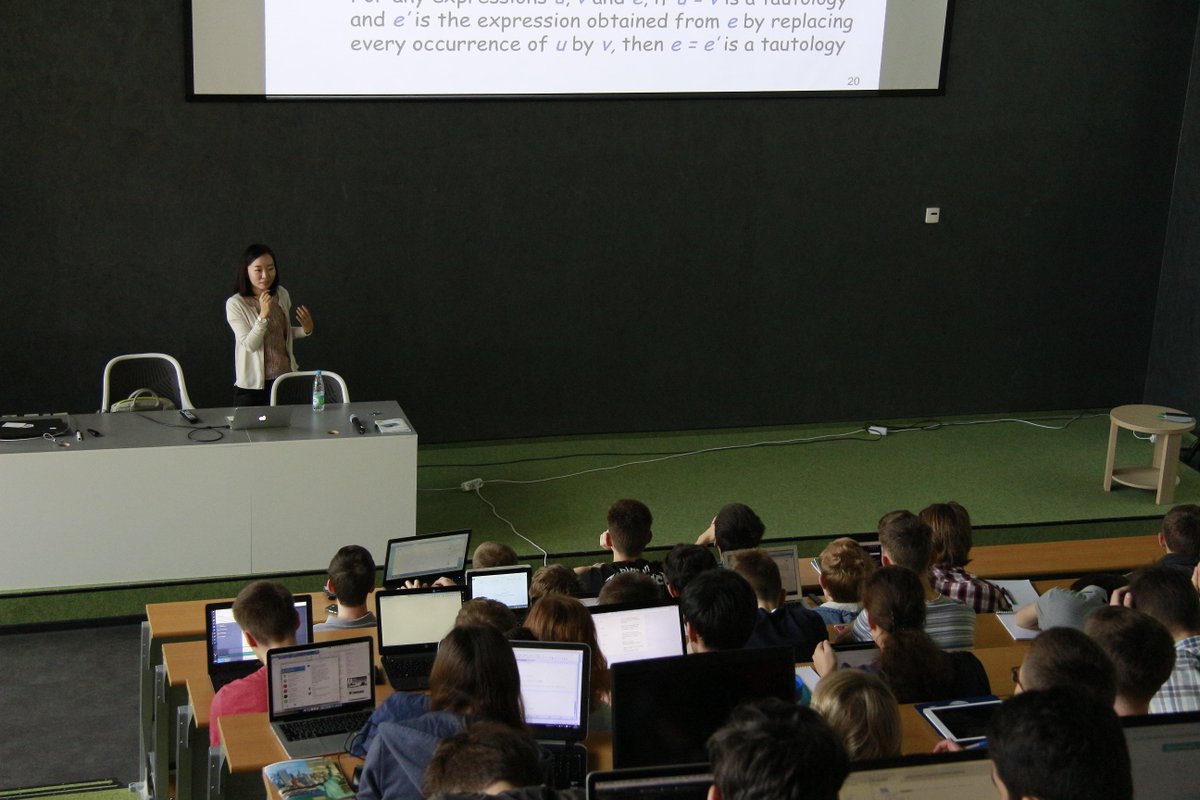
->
[415,409,1200,559]
[4,409,1197,627]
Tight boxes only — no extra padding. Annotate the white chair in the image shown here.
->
[270,370,350,406]
[101,353,195,412]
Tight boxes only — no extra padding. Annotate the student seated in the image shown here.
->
[597,571,661,605]
[314,544,376,632]
[1084,606,1175,716]
[989,687,1132,800]
[209,580,298,746]
[1155,503,1200,575]
[815,566,989,704]
[681,569,759,653]
[1115,565,1200,713]
[726,548,827,662]
[356,626,526,800]
[575,499,665,595]
[662,543,718,598]
[524,593,612,731]
[421,721,545,798]
[809,669,902,761]
[529,564,581,601]
[1013,573,1125,632]
[920,502,1011,613]
[1014,626,1116,705]
[473,541,519,569]
[845,511,975,649]
[456,598,519,636]
[694,502,765,553]
[812,537,875,625]
[706,698,849,800]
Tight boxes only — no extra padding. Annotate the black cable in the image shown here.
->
[133,412,229,442]
[419,431,884,469]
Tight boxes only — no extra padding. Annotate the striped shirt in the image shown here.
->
[1150,636,1200,714]
[849,595,976,650]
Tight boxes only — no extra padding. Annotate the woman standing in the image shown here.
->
[226,244,313,406]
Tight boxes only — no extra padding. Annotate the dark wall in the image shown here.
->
[1147,17,1200,414]
[2,2,1194,443]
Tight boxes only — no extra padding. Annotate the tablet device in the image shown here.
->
[919,698,1002,744]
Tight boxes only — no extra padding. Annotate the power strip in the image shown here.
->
[868,425,889,436]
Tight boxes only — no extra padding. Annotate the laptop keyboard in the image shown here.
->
[279,710,372,742]
[382,655,434,689]
[551,747,587,789]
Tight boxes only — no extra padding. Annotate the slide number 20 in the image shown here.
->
[846,76,861,86]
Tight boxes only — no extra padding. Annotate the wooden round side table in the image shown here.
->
[1103,404,1195,505]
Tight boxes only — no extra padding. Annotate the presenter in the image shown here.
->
[226,243,314,407]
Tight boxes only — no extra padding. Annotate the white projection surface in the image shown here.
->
[192,0,949,97]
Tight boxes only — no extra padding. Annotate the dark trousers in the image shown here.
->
[233,387,271,408]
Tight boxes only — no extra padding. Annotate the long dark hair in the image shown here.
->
[429,625,525,730]
[234,243,279,296]
[863,566,954,703]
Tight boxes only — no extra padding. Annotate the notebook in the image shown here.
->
[585,764,712,800]
[838,751,994,799]
[266,637,376,759]
[375,586,466,690]
[382,529,472,588]
[229,406,294,430]
[205,596,314,690]
[466,565,532,617]
[589,600,686,666]
[610,645,795,768]
[512,641,591,789]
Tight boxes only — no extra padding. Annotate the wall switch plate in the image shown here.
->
[925,207,941,224]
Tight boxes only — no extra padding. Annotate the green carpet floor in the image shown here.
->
[0,781,137,800]
[3,409,1195,627]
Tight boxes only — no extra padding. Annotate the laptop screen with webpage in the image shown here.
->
[267,638,374,720]
[589,601,685,666]
[1123,711,1200,799]
[512,642,589,740]
[838,752,994,799]
[383,530,471,584]
[207,597,313,667]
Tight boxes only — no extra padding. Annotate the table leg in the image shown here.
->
[1157,433,1183,505]
[1103,419,1119,491]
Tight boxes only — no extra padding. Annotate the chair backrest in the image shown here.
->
[270,371,350,406]
[101,353,194,412]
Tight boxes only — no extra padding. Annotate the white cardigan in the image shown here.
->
[225,287,310,390]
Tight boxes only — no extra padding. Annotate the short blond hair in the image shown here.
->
[811,669,902,761]
[818,538,876,603]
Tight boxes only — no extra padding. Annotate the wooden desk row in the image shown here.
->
[797,534,1160,591]
[143,535,1119,800]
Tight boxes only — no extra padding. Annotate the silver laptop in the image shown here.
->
[723,545,801,600]
[229,406,294,430]
[266,637,376,758]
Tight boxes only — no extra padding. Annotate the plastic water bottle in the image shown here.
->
[312,370,326,412]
